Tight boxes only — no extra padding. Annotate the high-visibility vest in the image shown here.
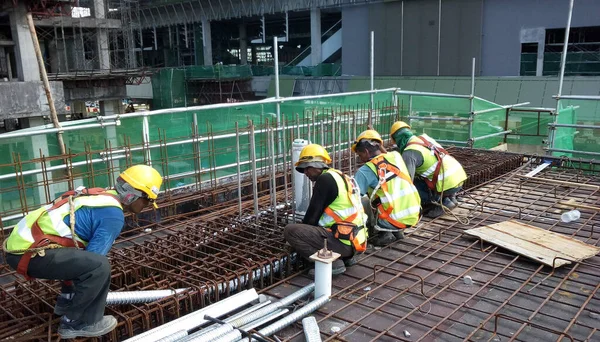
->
[405,134,467,193]
[318,169,368,252]
[366,152,421,229]
[5,189,122,253]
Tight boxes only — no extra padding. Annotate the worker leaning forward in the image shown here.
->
[284,144,368,275]
[352,129,421,247]
[390,121,467,218]
[3,165,162,339]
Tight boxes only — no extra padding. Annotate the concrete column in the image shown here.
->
[201,17,213,66]
[9,2,40,81]
[310,8,322,66]
[239,23,248,65]
[93,0,110,70]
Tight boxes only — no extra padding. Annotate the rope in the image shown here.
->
[68,195,80,249]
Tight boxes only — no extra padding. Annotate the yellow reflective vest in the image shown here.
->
[405,134,467,193]
[5,190,122,254]
[366,152,421,228]
[318,169,368,248]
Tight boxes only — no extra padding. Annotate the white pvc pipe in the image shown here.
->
[314,261,332,299]
[123,289,258,342]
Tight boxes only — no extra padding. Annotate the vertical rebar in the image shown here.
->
[249,121,259,215]
[469,57,476,144]
[282,117,289,206]
[269,127,277,225]
[235,122,242,219]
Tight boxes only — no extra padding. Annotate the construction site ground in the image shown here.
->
[1,149,599,341]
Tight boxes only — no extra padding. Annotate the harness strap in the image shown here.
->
[406,136,448,192]
[14,188,119,280]
[16,221,78,280]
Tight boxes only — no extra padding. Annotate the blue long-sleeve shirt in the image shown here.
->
[62,206,125,255]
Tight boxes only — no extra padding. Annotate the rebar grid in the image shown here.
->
[0,198,296,341]
[273,165,600,342]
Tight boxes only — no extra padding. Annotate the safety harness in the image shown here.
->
[323,170,367,253]
[5,187,120,280]
[369,155,415,230]
[406,136,449,193]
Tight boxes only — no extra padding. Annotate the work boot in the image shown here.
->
[424,205,445,218]
[370,232,396,247]
[308,259,347,277]
[53,295,72,316]
[451,196,459,206]
[392,230,405,240]
[442,197,456,210]
[58,315,117,339]
[343,256,358,267]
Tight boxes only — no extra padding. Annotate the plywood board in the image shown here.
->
[464,220,600,267]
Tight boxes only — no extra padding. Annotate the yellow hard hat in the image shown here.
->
[295,144,331,171]
[351,129,383,152]
[390,121,411,136]
[119,165,162,208]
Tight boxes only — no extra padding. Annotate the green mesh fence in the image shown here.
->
[472,98,506,149]
[397,94,471,145]
[0,90,396,226]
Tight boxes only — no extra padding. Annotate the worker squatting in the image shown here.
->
[2,122,466,339]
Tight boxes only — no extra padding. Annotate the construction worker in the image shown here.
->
[390,121,467,218]
[284,144,368,275]
[3,165,162,339]
[352,130,421,246]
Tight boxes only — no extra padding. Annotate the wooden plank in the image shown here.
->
[558,200,600,212]
[464,220,600,267]
[519,175,600,190]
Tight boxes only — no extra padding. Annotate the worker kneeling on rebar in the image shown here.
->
[390,121,467,218]
[3,165,162,339]
[284,144,368,275]
[352,130,422,247]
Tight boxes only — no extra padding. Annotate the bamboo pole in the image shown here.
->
[26,13,71,179]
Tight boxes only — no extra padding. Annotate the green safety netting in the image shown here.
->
[0,90,396,225]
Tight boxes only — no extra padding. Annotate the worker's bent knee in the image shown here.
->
[284,224,301,241]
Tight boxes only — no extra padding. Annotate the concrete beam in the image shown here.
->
[34,17,122,29]
[0,81,66,119]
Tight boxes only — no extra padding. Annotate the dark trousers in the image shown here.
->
[6,248,111,324]
[284,224,354,260]
[414,178,461,208]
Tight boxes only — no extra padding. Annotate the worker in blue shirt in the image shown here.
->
[4,165,162,339]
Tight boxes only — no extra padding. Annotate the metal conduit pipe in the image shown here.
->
[183,284,315,342]
[302,317,322,342]
[192,300,272,337]
[241,296,330,342]
[123,289,259,342]
[106,289,188,305]
[156,330,188,342]
[203,310,289,342]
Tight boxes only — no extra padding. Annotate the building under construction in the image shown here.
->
[1,0,600,341]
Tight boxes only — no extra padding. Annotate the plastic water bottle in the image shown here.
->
[561,210,581,223]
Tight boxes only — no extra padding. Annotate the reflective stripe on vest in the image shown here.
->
[318,169,367,246]
[5,191,122,253]
[405,134,467,192]
[366,152,421,228]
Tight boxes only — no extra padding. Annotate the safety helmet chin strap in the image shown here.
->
[115,177,144,206]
